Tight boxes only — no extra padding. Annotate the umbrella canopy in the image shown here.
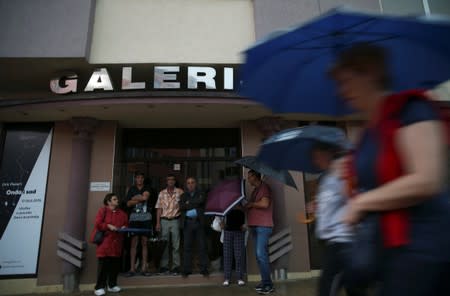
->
[205,179,245,216]
[235,156,298,189]
[240,8,450,115]
[258,125,352,173]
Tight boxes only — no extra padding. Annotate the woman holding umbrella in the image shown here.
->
[329,43,450,295]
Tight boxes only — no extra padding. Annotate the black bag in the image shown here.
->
[91,208,107,245]
[93,229,105,245]
[344,213,382,286]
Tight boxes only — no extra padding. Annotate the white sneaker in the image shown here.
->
[94,288,105,296]
[107,286,122,293]
[238,280,246,286]
[222,280,230,287]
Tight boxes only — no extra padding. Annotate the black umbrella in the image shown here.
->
[235,156,298,190]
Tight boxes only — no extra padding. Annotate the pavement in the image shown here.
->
[6,279,321,296]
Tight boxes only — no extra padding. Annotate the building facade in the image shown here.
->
[0,0,449,293]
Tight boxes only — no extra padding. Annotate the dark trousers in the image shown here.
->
[377,248,450,296]
[95,257,121,290]
[223,230,245,280]
[183,218,209,273]
[318,242,366,296]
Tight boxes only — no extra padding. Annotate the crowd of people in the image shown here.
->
[91,43,450,296]
[91,170,275,296]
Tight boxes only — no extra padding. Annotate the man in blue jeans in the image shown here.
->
[246,170,274,294]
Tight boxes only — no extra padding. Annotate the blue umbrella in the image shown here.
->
[234,156,298,189]
[257,125,352,173]
[240,8,450,115]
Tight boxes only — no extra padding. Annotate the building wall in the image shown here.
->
[253,0,380,40]
[1,0,449,290]
[88,0,256,64]
[37,122,73,285]
[0,0,95,58]
[36,120,117,285]
[429,0,450,14]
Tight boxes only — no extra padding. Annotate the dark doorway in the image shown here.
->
[114,128,241,275]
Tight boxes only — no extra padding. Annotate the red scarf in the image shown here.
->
[347,89,448,247]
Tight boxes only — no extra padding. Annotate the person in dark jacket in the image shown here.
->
[92,193,128,296]
[179,177,209,277]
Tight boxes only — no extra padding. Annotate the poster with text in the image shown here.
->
[0,125,53,277]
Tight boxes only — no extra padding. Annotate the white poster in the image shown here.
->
[0,126,53,276]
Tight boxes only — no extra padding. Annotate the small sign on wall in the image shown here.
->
[90,182,111,192]
[173,164,181,171]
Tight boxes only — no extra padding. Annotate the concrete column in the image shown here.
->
[62,117,98,293]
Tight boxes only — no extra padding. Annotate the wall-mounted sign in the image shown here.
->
[173,164,181,171]
[0,125,53,277]
[50,64,239,94]
[89,182,111,192]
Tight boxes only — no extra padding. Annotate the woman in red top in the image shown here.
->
[329,43,450,295]
[92,193,128,296]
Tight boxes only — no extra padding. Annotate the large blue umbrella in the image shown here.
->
[240,8,450,115]
[257,125,352,173]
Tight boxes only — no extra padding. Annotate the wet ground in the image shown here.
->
[6,278,320,296]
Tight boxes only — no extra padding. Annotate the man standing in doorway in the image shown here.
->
[125,172,153,276]
[179,177,209,277]
[246,170,274,294]
[155,174,184,275]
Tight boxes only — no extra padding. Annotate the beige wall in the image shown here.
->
[89,0,255,63]
[36,121,117,285]
[80,121,118,284]
[240,121,311,276]
[37,122,73,285]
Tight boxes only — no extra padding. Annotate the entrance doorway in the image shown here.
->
[114,128,241,275]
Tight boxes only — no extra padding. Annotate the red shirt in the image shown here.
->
[247,182,273,227]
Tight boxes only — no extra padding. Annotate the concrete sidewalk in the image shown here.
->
[5,279,320,296]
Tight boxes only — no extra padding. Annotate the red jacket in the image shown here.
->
[92,207,128,258]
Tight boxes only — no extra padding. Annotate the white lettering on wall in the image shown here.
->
[84,68,114,92]
[122,67,146,90]
[154,66,180,89]
[49,74,78,94]
[188,67,216,89]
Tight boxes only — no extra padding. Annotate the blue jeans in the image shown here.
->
[251,226,273,286]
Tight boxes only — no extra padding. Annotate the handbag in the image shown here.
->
[343,157,382,286]
[91,207,107,245]
[211,216,223,232]
[343,213,382,286]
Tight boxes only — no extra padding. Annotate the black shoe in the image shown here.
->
[200,269,209,277]
[254,283,264,291]
[124,271,136,277]
[257,286,274,295]
[158,267,169,275]
[171,267,180,276]
[182,272,191,278]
